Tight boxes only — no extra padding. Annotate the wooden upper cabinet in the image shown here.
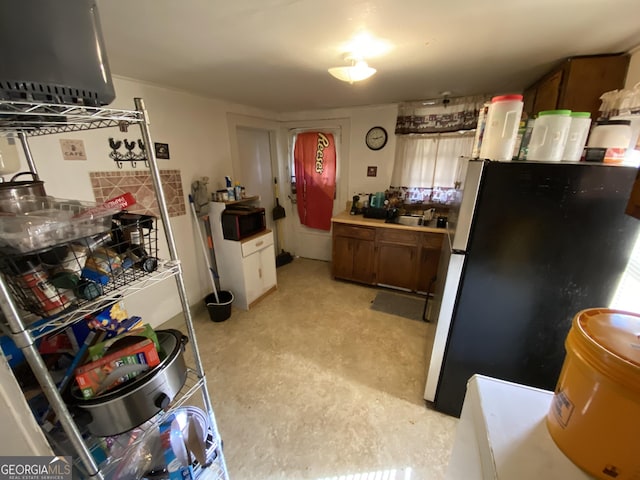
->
[522,85,537,119]
[559,55,629,116]
[532,69,563,114]
[523,53,630,119]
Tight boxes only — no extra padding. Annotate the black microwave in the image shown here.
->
[221,206,266,240]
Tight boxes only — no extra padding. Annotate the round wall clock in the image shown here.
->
[365,126,388,150]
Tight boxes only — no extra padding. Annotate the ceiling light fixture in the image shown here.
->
[328,56,376,84]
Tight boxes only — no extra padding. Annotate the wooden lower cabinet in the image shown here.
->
[417,232,444,293]
[332,224,376,284]
[376,229,420,290]
[332,222,444,292]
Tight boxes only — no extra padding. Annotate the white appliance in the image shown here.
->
[446,375,590,480]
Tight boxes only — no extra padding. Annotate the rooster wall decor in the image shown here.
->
[108,137,149,168]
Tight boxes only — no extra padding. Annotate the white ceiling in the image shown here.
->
[96,0,640,113]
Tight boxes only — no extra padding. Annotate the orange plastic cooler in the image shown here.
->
[547,308,640,480]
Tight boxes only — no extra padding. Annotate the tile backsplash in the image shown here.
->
[89,170,185,218]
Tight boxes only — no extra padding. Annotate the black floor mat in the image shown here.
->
[370,291,426,321]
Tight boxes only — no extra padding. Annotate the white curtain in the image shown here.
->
[392,136,438,188]
[391,134,474,189]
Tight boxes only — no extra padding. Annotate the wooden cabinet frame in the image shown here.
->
[523,53,629,119]
[332,222,443,293]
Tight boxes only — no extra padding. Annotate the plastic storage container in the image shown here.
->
[586,119,632,164]
[561,112,591,162]
[479,94,524,161]
[547,308,640,480]
[0,196,117,254]
[527,110,572,161]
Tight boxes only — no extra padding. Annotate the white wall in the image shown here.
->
[5,74,399,329]
[17,76,278,325]
[625,45,640,88]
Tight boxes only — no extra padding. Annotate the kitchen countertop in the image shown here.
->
[331,211,447,234]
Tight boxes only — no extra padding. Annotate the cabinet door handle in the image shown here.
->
[256,241,264,247]
[259,267,262,279]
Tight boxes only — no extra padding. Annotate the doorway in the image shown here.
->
[287,126,347,261]
[234,126,276,234]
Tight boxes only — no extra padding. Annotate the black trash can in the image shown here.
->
[205,291,233,322]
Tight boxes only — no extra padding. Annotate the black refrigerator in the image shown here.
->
[423,159,640,417]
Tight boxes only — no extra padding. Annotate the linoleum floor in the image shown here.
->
[177,258,457,480]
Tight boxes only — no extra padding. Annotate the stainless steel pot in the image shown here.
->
[72,329,189,437]
[0,172,46,206]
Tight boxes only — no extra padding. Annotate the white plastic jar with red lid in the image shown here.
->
[479,94,524,161]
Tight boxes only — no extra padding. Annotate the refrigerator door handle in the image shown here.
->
[424,252,465,402]
[451,160,485,252]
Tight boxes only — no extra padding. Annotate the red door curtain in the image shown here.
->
[294,132,336,231]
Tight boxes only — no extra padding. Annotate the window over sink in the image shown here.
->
[390,132,474,205]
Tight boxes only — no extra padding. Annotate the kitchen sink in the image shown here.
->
[392,215,439,228]
[396,215,422,226]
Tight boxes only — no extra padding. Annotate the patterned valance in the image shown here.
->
[395,95,491,134]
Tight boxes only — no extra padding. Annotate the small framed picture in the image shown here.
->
[154,142,170,159]
[367,166,378,177]
[60,139,87,161]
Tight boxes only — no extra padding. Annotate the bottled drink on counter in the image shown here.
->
[225,176,235,200]
[516,118,536,160]
[526,109,572,161]
[472,102,490,159]
[479,94,524,161]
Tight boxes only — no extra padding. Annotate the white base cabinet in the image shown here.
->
[209,202,277,310]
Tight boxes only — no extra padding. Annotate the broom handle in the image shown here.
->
[189,195,220,303]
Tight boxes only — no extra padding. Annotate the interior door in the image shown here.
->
[288,128,345,261]
[235,127,275,233]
